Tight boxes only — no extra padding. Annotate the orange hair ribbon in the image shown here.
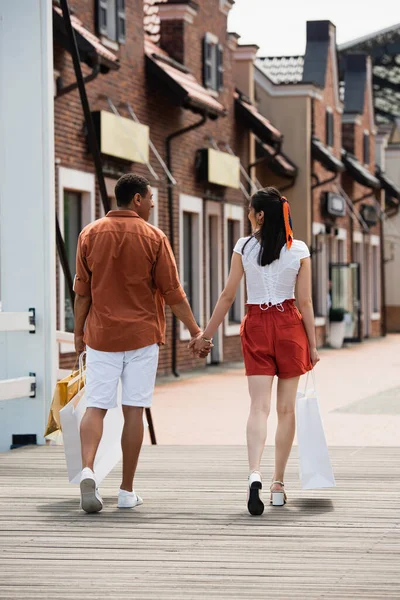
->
[281,196,293,249]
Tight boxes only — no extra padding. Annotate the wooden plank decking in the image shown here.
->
[0,445,399,599]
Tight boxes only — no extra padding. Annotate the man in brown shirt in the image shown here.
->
[74,174,204,513]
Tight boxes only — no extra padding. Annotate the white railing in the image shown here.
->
[0,309,36,332]
[0,309,36,401]
[56,330,74,379]
[0,376,36,402]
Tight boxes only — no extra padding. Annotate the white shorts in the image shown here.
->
[85,344,159,410]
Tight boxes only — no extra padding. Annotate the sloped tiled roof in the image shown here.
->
[234,92,282,144]
[256,56,304,85]
[145,38,226,118]
[339,23,400,123]
[53,6,119,69]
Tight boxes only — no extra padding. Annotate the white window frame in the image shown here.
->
[335,228,347,262]
[370,235,381,319]
[326,106,334,149]
[58,167,95,352]
[312,232,328,319]
[179,194,203,341]
[205,201,223,363]
[363,129,370,166]
[224,203,244,337]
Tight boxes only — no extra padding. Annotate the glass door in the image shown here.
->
[330,263,361,342]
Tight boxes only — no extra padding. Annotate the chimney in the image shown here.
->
[302,20,336,88]
[157,0,199,65]
[233,43,259,103]
[343,54,369,115]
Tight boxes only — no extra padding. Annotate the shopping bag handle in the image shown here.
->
[78,352,86,388]
[303,369,317,395]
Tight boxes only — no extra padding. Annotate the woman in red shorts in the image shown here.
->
[191,187,320,516]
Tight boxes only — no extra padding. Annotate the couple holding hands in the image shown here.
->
[74,174,319,517]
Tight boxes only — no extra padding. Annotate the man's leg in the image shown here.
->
[119,344,160,496]
[80,407,107,470]
[79,347,123,513]
[120,406,144,492]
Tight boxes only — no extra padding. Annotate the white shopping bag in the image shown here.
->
[60,383,124,485]
[296,371,336,490]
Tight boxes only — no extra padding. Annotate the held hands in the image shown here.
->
[188,332,214,359]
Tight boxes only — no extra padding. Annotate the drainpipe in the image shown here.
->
[166,114,208,378]
[56,64,101,98]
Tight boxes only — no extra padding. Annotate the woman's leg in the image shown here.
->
[246,375,274,472]
[273,376,300,490]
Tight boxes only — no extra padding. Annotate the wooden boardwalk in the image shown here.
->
[0,445,399,599]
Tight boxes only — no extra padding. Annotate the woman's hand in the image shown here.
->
[188,334,213,358]
[310,347,320,367]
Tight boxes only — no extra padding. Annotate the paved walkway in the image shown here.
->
[1,445,399,599]
[149,334,400,447]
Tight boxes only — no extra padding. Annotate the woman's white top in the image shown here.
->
[233,237,310,306]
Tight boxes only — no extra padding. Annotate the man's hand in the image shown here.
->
[75,334,85,355]
[188,333,213,358]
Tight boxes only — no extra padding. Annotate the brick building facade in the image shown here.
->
[254,21,383,348]
[53,0,276,375]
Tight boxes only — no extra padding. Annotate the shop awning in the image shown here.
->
[53,7,119,73]
[311,136,344,173]
[145,39,226,119]
[376,167,400,205]
[256,139,298,179]
[235,92,282,145]
[342,151,380,189]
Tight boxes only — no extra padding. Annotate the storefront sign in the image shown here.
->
[92,111,149,163]
[196,148,240,189]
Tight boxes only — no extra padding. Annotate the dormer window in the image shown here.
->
[363,131,370,165]
[326,108,334,148]
[97,0,126,44]
[203,32,224,92]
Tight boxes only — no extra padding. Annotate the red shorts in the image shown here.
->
[240,300,312,378]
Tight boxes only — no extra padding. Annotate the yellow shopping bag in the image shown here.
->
[44,356,85,438]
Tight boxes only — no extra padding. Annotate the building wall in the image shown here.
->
[342,78,381,339]
[54,0,249,375]
[254,87,312,245]
[384,144,400,331]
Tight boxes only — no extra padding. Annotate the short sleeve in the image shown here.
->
[73,233,92,296]
[296,240,310,260]
[153,236,186,306]
[233,237,247,255]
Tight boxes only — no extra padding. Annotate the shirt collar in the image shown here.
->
[106,210,140,218]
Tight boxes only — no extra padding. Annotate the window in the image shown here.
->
[183,212,194,311]
[64,191,82,332]
[58,167,95,345]
[203,33,224,92]
[224,203,244,336]
[179,195,203,340]
[326,109,334,148]
[227,219,241,324]
[363,131,370,165]
[372,243,380,314]
[97,0,126,43]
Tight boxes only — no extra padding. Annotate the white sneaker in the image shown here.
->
[80,467,103,514]
[118,489,144,509]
